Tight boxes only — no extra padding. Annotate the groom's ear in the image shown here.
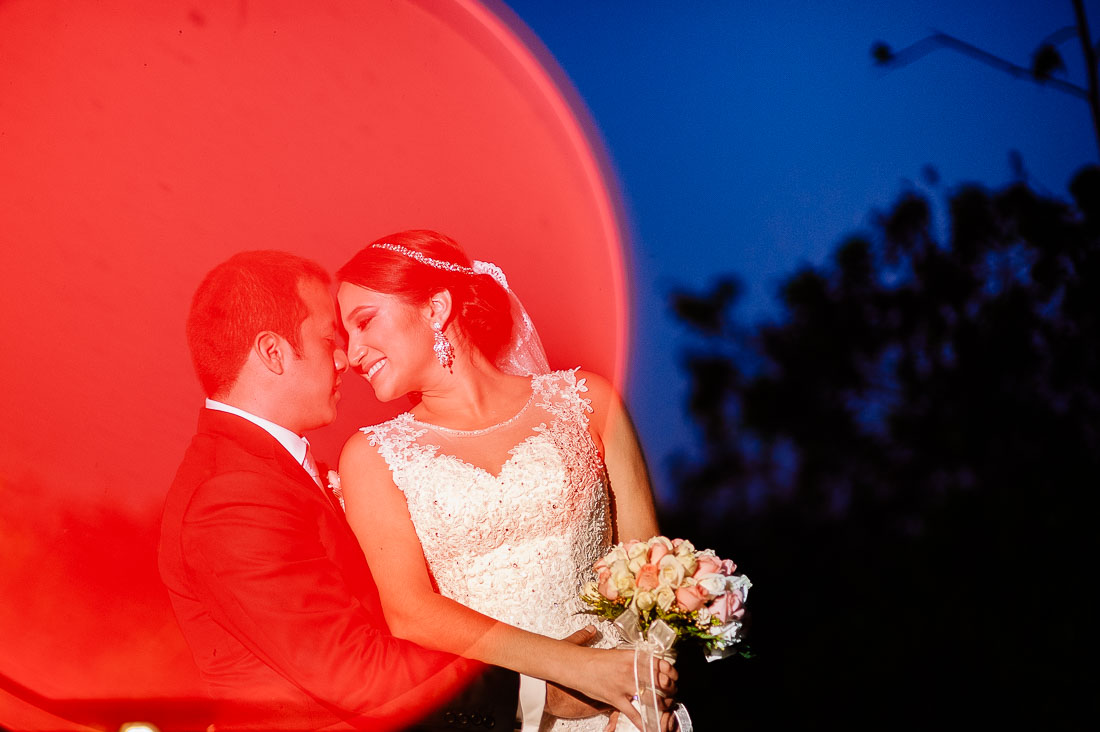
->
[254,331,287,375]
[425,289,453,326]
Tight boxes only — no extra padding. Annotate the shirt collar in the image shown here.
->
[205,398,310,467]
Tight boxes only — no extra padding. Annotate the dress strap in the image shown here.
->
[533,368,595,427]
[360,415,430,492]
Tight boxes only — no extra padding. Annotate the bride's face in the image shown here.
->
[337,281,436,402]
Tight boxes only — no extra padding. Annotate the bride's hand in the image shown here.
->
[573,646,677,730]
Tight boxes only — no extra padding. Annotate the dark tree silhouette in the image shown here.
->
[665,167,1100,729]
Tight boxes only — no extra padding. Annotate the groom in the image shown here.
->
[159,251,598,730]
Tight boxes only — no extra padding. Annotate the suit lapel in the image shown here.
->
[199,408,345,517]
[274,444,345,517]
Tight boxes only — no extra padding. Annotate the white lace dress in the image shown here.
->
[361,369,615,731]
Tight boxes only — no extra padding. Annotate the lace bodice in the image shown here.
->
[361,369,614,731]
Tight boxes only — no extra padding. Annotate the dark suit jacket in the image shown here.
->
[158,408,518,731]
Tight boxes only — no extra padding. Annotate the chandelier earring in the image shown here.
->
[432,321,454,370]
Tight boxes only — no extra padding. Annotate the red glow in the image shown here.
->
[0,0,628,728]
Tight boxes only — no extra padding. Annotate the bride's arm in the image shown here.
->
[338,433,667,729]
[577,370,660,543]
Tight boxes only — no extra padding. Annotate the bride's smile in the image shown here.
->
[365,357,387,380]
[337,281,440,402]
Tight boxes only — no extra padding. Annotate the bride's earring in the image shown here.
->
[432,321,454,370]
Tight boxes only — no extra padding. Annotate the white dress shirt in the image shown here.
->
[206,399,312,468]
[202,400,547,729]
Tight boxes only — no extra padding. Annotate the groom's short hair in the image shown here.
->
[187,251,330,397]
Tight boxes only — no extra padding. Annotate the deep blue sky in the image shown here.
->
[502,0,1098,505]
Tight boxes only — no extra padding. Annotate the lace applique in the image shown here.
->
[361,370,614,731]
[361,415,435,491]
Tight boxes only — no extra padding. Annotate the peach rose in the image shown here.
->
[693,554,722,578]
[596,565,618,601]
[675,584,708,612]
[636,563,660,591]
[649,541,671,564]
[707,591,746,624]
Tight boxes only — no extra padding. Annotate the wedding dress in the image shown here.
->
[362,368,616,731]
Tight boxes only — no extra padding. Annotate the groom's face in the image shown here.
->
[283,278,349,433]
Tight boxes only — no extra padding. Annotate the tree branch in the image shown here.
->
[1071,0,1100,155]
[874,30,1089,100]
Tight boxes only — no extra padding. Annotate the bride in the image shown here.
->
[336,230,670,731]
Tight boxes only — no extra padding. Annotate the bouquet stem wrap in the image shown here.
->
[612,608,692,732]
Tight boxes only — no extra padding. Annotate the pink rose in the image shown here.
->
[719,558,738,575]
[635,563,660,591]
[649,542,671,564]
[596,566,618,601]
[707,591,746,624]
[693,555,722,578]
[675,585,708,612]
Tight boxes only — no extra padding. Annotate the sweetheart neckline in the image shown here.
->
[424,431,550,481]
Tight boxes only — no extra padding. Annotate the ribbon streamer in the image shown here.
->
[612,608,693,732]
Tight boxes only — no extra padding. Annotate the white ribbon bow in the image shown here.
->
[612,609,693,732]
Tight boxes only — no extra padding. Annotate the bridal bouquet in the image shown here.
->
[581,537,751,732]
[580,536,751,661]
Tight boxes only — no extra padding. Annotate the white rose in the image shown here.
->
[657,554,686,588]
[648,535,674,552]
[655,587,676,613]
[633,590,656,612]
[697,572,729,598]
[627,541,649,562]
[728,574,753,601]
[610,559,632,582]
[611,560,636,597]
[712,620,744,648]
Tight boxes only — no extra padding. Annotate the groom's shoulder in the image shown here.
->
[167,428,298,518]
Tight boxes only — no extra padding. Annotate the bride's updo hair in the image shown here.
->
[337,230,514,362]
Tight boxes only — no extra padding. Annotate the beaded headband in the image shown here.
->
[370,242,509,290]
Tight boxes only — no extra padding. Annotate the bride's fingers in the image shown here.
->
[614,696,644,731]
[657,671,677,695]
[560,624,598,646]
[602,711,620,732]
